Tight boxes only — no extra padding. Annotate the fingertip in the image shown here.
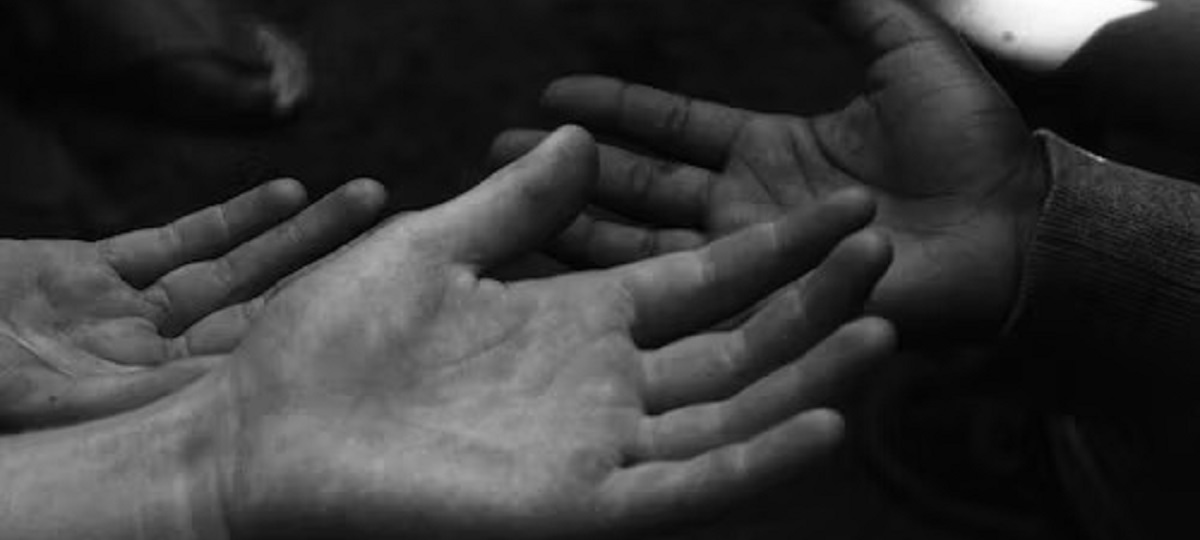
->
[825,186,876,220]
[528,125,598,187]
[542,75,619,114]
[264,178,308,207]
[541,124,595,154]
[843,228,894,268]
[342,178,389,211]
[848,316,899,355]
[804,408,847,446]
[489,129,547,163]
[543,74,599,101]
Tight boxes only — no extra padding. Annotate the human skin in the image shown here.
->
[0,178,386,431]
[492,0,1050,340]
[0,126,896,539]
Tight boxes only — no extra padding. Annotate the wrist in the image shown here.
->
[0,361,235,540]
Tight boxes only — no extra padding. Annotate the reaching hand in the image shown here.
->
[493,0,1049,338]
[184,127,895,539]
[0,179,386,431]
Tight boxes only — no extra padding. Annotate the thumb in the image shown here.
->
[821,0,986,85]
[413,125,597,271]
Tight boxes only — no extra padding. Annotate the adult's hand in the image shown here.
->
[160,126,897,539]
[0,178,386,431]
[494,0,1049,339]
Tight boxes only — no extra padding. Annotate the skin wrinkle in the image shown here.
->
[811,108,877,193]
[159,219,186,270]
[634,223,663,262]
[814,99,972,208]
[714,113,751,173]
[12,328,79,379]
[787,120,837,203]
[168,331,195,362]
[699,164,720,224]
[736,121,795,208]
[96,238,123,275]
[661,94,696,145]
[211,200,234,251]
[864,42,948,95]
[719,329,749,388]
[781,286,811,342]
[208,256,238,304]
[658,161,712,224]
[140,283,175,330]
[627,157,663,210]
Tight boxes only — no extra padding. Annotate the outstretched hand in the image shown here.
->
[493,0,1049,339]
[179,127,896,539]
[0,179,386,431]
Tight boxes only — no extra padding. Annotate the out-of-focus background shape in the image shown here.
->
[920,0,1157,71]
[0,0,863,240]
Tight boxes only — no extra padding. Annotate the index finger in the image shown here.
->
[543,76,751,168]
[612,188,876,348]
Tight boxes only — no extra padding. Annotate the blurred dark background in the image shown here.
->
[0,0,864,239]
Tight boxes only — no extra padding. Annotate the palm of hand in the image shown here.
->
[0,241,196,420]
[232,264,645,537]
[0,180,384,430]
[495,1,1046,336]
[216,129,894,539]
[706,87,1040,334]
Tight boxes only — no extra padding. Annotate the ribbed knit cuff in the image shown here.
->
[1007,130,1200,414]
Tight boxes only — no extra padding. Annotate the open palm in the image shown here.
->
[0,179,385,431]
[493,0,1047,337]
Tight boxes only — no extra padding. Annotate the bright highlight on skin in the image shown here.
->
[921,0,1158,71]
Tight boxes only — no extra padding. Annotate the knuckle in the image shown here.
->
[608,279,640,325]
[635,230,660,259]
[783,285,811,326]
[692,251,717,289]
[141,284,174,322]
[660,96,695,136]
[710,404,733,441]
[211,258,238,296]
[277,220,305,250]
[160,223,184,259]
[212,203,234,244]
[638,417,662,458]
[726,442,752,480]
[626,159,657,199]
[716,331,748,380]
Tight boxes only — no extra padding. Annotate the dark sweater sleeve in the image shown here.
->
[1008,130,1200,413]
[1006,131,1200,539]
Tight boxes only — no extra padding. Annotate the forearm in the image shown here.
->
[0,376,228,540]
